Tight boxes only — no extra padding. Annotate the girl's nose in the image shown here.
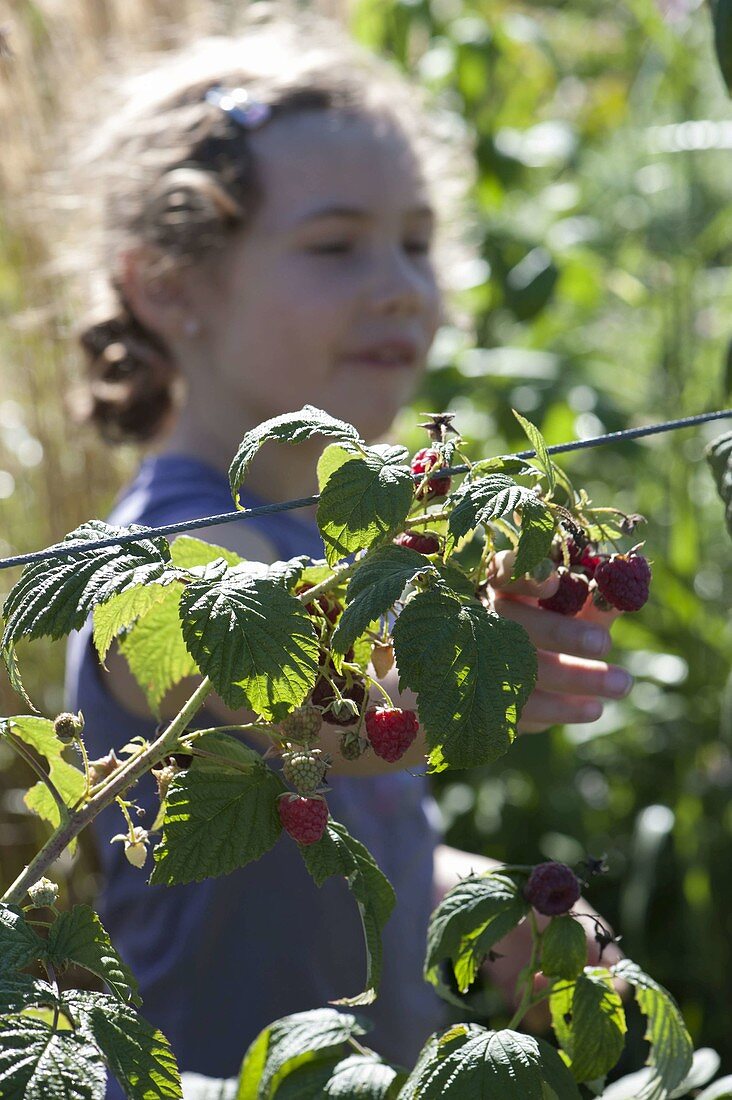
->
[369,248,433,316]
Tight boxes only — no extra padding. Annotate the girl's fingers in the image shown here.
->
[494,592,612,659]
[487,549,559,599]
[536,650,633,700]
[517,689,605,731]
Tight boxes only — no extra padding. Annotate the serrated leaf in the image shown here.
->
[512,496,556,579]
[46,905,141,1007]
[65,989,182,1100]
[1,716,86,829]
[299,821,396,1005]
[269,1055,344,1099]
[392,585,537,769]
[0,903,46,973]
[706,431,732,538]
[170,537,244,571]
[399,1026,582,1098]
[331,545,431,655]
[317,446,414,566]
[93,585,171,663]
[541,917,588,981]
[599,1047,722,1100]
[445,474,533,557]
[317,442,362,490]
[513,410,556,493]
[229,406,362,505]
[179,571,318,719]
[425,873,528,1004]
[1,520,171,653]
[0,1013,107,1099]
[0,975,56,1014]
[610,959,692,1099]
[471,456,536,477]
[236,1008,369,1100]
[323,1053,402,1097]
[550,969,626,1082]
[150,734,284,886]
[118,586,196,714]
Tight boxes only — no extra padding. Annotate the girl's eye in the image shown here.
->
[307,242,353,254]
[405,240,431,255]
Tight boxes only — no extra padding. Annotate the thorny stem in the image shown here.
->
[1,678,215,906]
[75,735,92,797]
[507,910,542,1031]
[404,509,450,530]
[3,729,69,822]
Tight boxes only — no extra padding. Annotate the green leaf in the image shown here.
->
[46,905,141,1007]
[118,585,196,714]
[323,1053,403,1097]
[610,959,693,1098]
[0,1013,107,1099]
[65,989,182,1100]
[425,873,528,1004]
[269,1056,344,1099]
[1,716,86,829]
[229,405,362,505]
[512,496,556,579]
[471,455,536,478]
[317,445,414,566]
[706,430,732,539]
[710,0,732,93]
[541,917,588,981]
[0,903,46,973]
[93,584,170,663]
[236,1008,369,1100]
[0,975,57,1014]
[1,520,171,650]
[399,1026,582,1098]
[331,544,432,654]
[316,442,362,489]
[392,585,537,769]
[445,474,533,556]
[150,734,285,886]
[170,536,244,570]
[550,968,626,1082]
[513,410,556,493]
[179,569,318,719]
[299,821,396,1005]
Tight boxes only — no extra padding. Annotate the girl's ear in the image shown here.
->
[117,246,196,343]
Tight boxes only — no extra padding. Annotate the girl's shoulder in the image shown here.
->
[109,452,324,564]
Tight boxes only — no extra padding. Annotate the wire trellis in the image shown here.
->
[0,407,730,573]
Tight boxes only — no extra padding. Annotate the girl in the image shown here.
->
[62,9,630,1091]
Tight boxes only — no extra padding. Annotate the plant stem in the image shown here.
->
[507,910,542,1031]
[1,677,214,906]
[4,729,68,822]
[404,509,449,530]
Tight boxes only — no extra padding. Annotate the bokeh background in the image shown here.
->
[1,0,731,1080]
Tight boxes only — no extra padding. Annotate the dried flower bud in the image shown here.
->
[27,877,59,908]
[111,825,149,869]
[370,643,395,679]
[53,711,84,744]
[88,749,121,787]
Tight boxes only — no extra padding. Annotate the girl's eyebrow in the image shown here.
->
[294,203,435,224]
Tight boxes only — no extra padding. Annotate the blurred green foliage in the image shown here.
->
[1,0,732,1081]
[351,0,732,1074]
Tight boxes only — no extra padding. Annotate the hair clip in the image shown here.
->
[205,86,272,130]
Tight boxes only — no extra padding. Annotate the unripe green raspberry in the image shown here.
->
[27,877,59,908]
[282,748,329,795]
[53,711,84,744]
[330,697,361,723]
[339,730,368,761]
[278,705,323,746]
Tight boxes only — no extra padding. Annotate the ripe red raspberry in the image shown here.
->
[277,794,329,845]
[578,545,604,579]
[411,448,451,499]
[365,707,419,763]
[539,569,590,616]
[278,705,323,746]
[594,551,651,612]
[524,862,581,916]
[394,531,440,555]
[282,749,329,795]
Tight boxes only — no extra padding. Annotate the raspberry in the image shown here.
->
[411,448,451,499]
[394,531,440,555]
[278,705,323,746]
[578,546,604,579]
[539,569,589,616]
[277,794,329,845]
[365,707,419,763]
[339,730,368,761]
[370,642,395,679]
[524,862,581,916]
[282,749,329,795]
[296,583,342,625]
[311,675,366,726]
[53,711,84,744]
[594,551,651,612]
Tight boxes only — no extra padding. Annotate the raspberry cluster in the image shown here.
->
[540,534,651,616]
[411,448,452,499]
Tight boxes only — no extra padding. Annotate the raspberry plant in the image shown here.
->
[0,404,719,1098]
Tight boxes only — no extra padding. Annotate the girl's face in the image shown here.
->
[187,109,443,442]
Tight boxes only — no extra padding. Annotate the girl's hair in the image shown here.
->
[63,6,475,444]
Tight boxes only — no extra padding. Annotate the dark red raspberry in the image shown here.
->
[394,531,440,555]
[296,584,342,625]
[539,569,590,616]
[310,675,366,726]
[524,862,581,916]
[411,448,451,499]
[578,546,604,579]
[594,552,651,612]
[277,794,329,845]
[551,536,585,568]
[365,707,419,763]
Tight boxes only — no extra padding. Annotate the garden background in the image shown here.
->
[1,0,731,1080]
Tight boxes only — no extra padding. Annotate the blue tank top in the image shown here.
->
[65,453,445,1092]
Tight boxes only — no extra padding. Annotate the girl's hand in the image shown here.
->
[486,551,633,733]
